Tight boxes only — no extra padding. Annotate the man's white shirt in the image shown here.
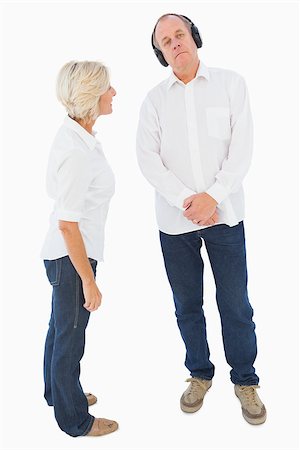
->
[136,61,253,234]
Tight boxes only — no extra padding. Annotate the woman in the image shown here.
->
[40,61,118,437]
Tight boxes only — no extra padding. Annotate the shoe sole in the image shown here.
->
[180,399,203,413]
[235,392,267,425]
[242,410,267,425]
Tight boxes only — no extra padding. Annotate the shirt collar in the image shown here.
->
[63,115,97,151]
[167,61,210,90]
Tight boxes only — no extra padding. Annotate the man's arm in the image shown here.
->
[206,74,254,203]
[184,74,253,224]
[136,96,196,210]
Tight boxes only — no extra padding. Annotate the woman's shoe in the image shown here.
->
[84,392,97,406]
[86,418,118,436]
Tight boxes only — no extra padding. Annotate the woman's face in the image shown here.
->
[98,86,116,115]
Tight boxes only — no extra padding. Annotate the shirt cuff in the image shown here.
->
[206,182,229,205]
[176,187,197,211]
[56,209,81,222]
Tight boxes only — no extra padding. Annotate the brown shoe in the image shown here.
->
[234,385,267,425]
[180,377,212,413]
[86,418,118,436]
[84,392,97,406]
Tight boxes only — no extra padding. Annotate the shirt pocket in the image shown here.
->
[205,106,231,140]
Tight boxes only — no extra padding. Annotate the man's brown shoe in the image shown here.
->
[86,418,118,436]
[180,377,212,413]
[84,392,97,406]
[234,384,267,425]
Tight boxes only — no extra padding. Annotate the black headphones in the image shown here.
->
[151,14,202,67]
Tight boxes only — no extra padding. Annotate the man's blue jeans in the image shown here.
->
[43,255,97,437]
[159,221,259,386]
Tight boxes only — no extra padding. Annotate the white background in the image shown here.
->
[1,1,299,449]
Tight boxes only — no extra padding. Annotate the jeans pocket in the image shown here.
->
[44,258,62,286]
[214,221,244,246]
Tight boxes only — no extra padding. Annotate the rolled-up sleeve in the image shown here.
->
[136,96,195,210]
[206,75,253,204]
[56,150,91,222]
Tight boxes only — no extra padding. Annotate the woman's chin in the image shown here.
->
[99,108,113,116]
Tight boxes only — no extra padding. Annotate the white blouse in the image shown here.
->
[41,116,115,262]
[136,61,253,234]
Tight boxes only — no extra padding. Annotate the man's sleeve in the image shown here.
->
[56,150,91,222]
[206,75,254,204]
[136,96,195,210]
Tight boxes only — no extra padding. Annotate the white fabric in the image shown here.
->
[136,61,253,234]
[41,116,115,262]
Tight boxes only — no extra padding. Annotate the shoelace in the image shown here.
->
[185,377,208,395]
[239,385,261,407]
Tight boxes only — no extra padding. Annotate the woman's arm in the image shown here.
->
[59,220,102,312]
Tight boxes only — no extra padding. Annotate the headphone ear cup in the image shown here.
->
[191,24,202,48]
[152,31,169,67]
[154,48,169,67]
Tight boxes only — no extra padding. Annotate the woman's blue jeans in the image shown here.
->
[43,255,97,437]
[159,221,259,386]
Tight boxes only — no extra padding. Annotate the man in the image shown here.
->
[136,13,266,425]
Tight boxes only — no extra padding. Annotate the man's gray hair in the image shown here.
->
[153,14,192,50]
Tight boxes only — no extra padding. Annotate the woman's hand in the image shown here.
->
[58,220,102,312]
[82,279,102,312]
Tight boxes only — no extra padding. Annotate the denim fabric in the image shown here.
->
[43,255,97,437]
[159,221,259,386]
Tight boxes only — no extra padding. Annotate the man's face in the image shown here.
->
[155,16,198,71]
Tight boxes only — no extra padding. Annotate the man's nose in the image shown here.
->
[172,40,181,50]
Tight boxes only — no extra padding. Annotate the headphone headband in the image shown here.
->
[151,14,202,67]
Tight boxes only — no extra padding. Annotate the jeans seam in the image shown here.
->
[56,258,62,285]
[54,260,59,285]
[74,273,80,329]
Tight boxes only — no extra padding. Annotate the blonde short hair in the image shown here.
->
[56,60,110,123]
